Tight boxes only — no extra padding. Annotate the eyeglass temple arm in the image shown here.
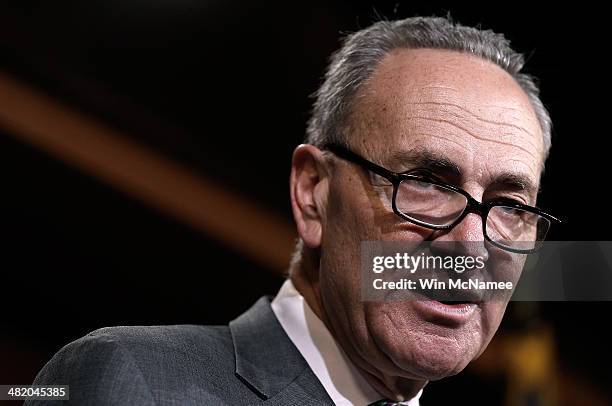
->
[323,143,399,182]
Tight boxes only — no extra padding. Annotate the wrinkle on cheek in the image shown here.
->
[373,186,393,207]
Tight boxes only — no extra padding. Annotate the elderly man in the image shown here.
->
[28,16,559,405]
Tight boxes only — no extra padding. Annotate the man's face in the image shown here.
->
[318,49,544,383]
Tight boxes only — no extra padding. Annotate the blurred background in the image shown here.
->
[0,1,610,405]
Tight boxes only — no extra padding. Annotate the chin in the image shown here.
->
[366,303,485,381]
[384,331,478,380]
[403,339,475,379]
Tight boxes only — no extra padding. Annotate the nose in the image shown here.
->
[430,212,489,261]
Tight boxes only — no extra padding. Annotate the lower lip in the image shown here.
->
[412,299,478,324]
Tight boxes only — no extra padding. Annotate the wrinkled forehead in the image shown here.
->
[349,48,544,181]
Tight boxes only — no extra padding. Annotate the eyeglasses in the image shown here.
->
[324,143,563,254]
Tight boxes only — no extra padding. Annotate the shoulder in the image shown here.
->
[30,325,235,405]
[49,324,233,370]
[81,324,233,358]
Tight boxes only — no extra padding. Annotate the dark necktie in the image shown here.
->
[368,400,405,406]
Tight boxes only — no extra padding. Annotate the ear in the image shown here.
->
[290,144,329,249]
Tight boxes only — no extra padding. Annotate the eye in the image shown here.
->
[495,196,529,207]
[412,179,435,189]
[498,206,519,215]
[405,168,442,182]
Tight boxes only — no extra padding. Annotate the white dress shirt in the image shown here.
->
[271,279,422,406]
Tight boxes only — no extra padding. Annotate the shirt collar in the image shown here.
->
[271,279,422,406]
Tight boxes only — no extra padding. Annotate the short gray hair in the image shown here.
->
[305,16,552,158]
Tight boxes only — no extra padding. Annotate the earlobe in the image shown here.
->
[290,144,328,249]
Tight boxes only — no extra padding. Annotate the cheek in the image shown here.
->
[319,189,368,305]
[476,301,509,352]
[317,176,378,333]
[323,173,380,242]
[475,256,522,350]
[318,174,393,311]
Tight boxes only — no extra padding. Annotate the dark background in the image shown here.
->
[1,1,610,405]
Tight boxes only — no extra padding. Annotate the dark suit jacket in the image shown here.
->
[27,297,335,405]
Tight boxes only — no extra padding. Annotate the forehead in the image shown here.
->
[350,48,544,183]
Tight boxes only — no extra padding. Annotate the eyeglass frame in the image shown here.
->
[323,142,563,254]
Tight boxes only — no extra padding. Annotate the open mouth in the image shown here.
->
[418,288,483,305]
[439,300,476,305]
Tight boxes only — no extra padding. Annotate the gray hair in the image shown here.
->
[305,16,552,158]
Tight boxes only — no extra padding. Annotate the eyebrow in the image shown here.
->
[388,149,461,177]
[488,173,538,199]
[387,149,538,197]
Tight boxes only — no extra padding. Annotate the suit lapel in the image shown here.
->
[229,296,334,405]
